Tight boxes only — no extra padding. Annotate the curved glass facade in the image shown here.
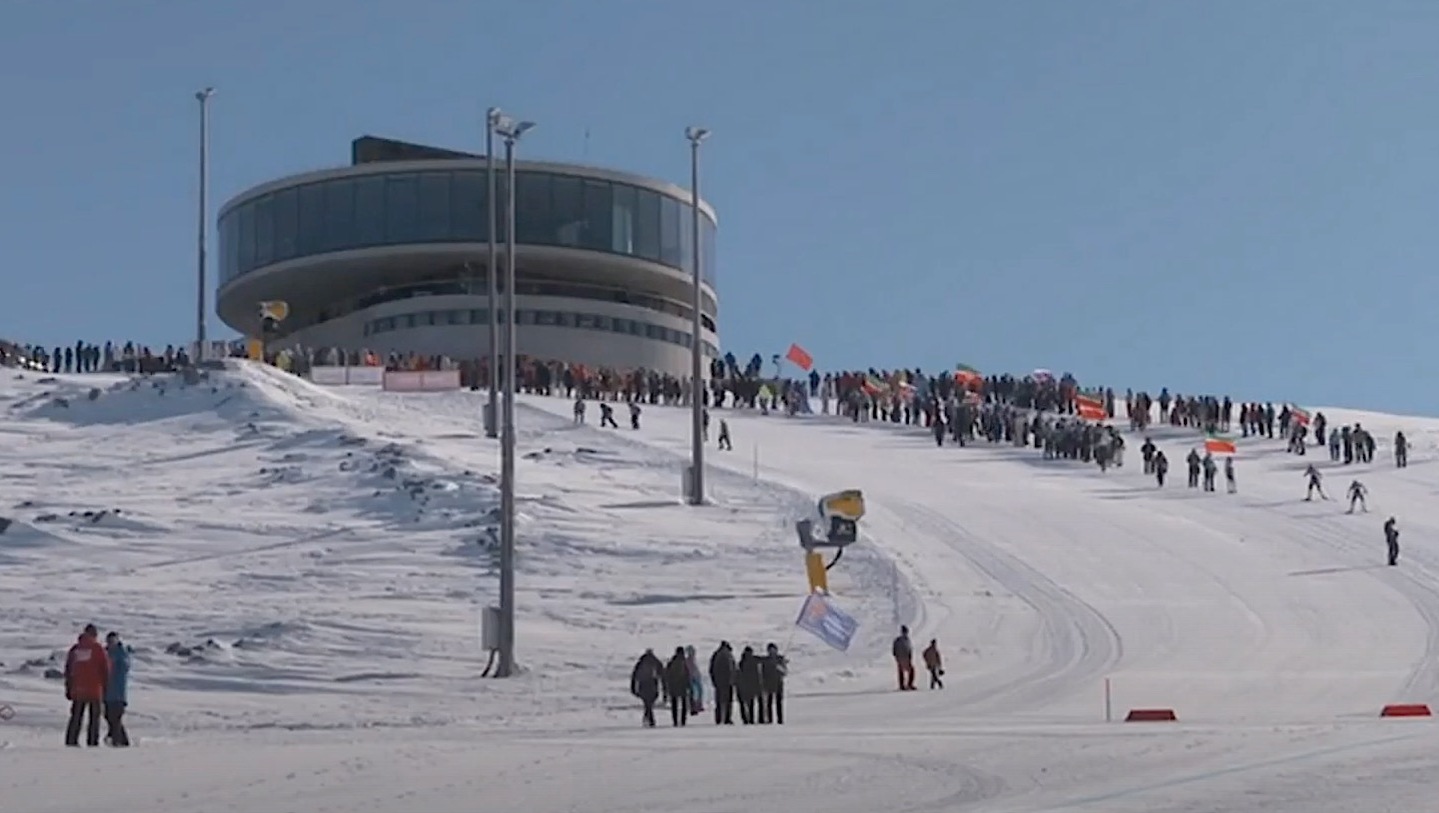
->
[218,168,717,288]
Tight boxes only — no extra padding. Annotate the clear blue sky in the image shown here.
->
[3,1,1437,413]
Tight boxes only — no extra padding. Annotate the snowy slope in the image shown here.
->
[4,364,1439,812]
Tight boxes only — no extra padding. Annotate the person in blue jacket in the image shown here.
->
[103,631,131,746]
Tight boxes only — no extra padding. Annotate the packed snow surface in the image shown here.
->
[3,361,1439,812]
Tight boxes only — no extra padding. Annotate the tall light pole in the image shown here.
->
[195,87,215,362]
[484,107,501,439]
[684,127,710,506]
[494,114,535,679]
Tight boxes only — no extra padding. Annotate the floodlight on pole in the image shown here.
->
[684,126,710,506]
[494,114,535,679]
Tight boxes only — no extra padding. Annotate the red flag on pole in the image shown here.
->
[785,343,814,372]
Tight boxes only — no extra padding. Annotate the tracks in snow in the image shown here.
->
[1285,518,1439,702]
[890,499,1124,714]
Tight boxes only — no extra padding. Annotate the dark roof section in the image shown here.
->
[351,135,479,166]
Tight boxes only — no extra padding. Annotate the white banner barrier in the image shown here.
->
[309,365,385,386]
[382,369,461,392]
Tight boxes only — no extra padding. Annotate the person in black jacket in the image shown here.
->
[629,649,663,727]
[758,643,788,725]
[708,641,737,725]
[736,645,761,724]
[664,647,691,727]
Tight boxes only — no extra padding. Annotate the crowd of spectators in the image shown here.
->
[0,339,195,375]
[4,335,1242,454]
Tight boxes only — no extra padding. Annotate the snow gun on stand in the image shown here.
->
[796,489,865,594]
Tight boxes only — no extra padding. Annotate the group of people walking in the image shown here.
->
[630,642,788,727]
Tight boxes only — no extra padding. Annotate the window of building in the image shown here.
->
[416,173,451,241]
[296,183,324,257]
[702,218,717,285]
[634,188,661,263]
[611,184,635,255]
[362,306,705,353]
[515,172,551,244]
[273,188,299,262]
[582,180,612,253]
[659,196,681,267]
[679,201,694,276]
[450,171,486,241]
[551,176,583,247]
[254,195,276,266]
[322,179,355,253]
[237,202,256,273]
[385,173,420,244]
[352,176,385,248]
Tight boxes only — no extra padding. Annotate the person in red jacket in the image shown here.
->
[64,624,110,747]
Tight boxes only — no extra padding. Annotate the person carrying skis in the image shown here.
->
[1347,480,1368,514]
[1304,465,1328,501]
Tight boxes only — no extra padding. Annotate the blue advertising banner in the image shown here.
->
[795,593,860,652]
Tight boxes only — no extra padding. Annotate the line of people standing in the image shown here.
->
[630,642,787,727]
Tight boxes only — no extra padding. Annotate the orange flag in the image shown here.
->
[1204,436,1237,455]
[785,343,814,372]
[1076,394,1106,421]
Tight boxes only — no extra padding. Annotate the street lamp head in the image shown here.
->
[196,87,215,102]
[685,126,710,144]
[497,118,536,141]
[487,107,503,126]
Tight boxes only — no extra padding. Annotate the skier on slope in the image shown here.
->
[1385,517,1401,566]
[1224,456,1236,494]
[1304,465,1328,501]
[598,402,619,429]
[1346,480,1369,514]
